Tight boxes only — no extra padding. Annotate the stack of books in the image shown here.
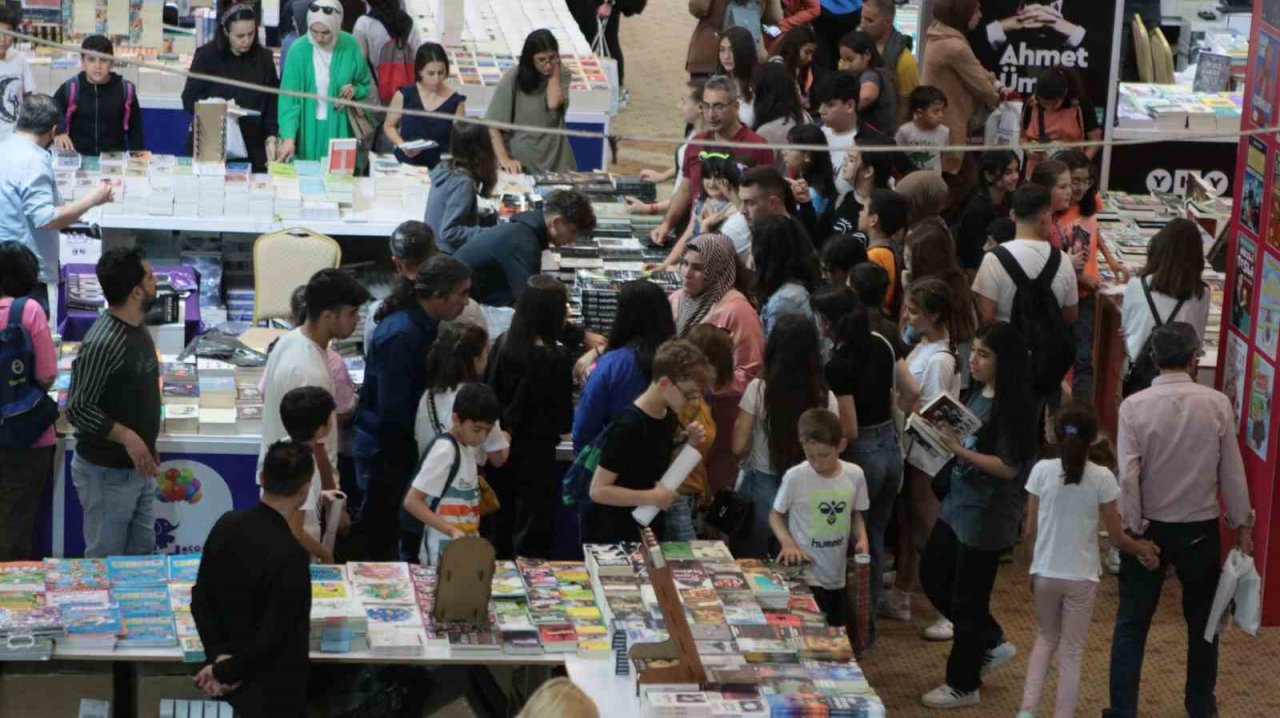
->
[161,363,199,435]
[196,362,237,436]
[309,565,367,654]
[108,556,177,648]
[0,562,62,659]
[168,554,204,661]
[349,563,425,657]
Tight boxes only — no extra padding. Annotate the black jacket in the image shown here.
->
[452,211,549,307]
[181,42,280,172]
[53,72,145,156]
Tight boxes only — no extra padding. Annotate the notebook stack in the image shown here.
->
[517,558,610,657]
[309,565,367,654]
[161,363,200,435]
[43,558,116,651]
[348,563,424,657]
[491,561,541,655]
[0,562,61,659]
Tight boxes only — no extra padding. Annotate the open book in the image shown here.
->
[904,393,983,476]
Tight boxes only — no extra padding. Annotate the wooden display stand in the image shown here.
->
[629,528,706,689]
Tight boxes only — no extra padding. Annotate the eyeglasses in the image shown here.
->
[700,102,734,114]
[308,4,338,14]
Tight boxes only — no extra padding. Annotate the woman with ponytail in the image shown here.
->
[1016,402,1158,718]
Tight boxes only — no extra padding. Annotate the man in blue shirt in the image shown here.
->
[0,94,113,315]
[353,255,472,560]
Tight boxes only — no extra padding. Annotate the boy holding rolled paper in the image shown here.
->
[583,340,712,545]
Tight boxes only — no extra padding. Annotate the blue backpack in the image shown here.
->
[0,297,59,448]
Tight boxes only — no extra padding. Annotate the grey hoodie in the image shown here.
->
[425,165,484,254]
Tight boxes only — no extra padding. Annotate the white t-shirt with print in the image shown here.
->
[971,238,1080,322]
[823,125,856,197]
[0,53,35,138]
[739,378,839,474]
[772,460,869,589]
[906,339,960,406]
[413,386,510,458]
[411,436,482,565]
[894,122,950,172]
[258,328,336,540]
[1026,458,1121,582]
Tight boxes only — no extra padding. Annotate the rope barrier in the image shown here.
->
[8,27,1271,156]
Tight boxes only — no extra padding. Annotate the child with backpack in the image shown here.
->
[858,189,909,319]
[1017,403,1159,718]
[1019,67,1100,176]
[279,386,339,564]
[53,35,144,156]
[403,382,502,565]
[0,242,58,561]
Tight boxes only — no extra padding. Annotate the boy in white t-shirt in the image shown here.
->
[403,383,501,565]
[771,408,869,627]
[895,86,950,173]
[972,184,1079,324]
[813,72,859,196]
[278,386,338,564]
[0,7,35,139]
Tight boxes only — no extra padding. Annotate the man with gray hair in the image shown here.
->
[1108,321,1253,718]
[0,93,113,314]
[648,75,775,247]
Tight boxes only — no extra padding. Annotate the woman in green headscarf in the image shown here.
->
[276,0,372,162]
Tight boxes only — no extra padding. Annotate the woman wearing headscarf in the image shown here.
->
[895,170,949,229]
[181,3,279,171]
[276,0,372,162]
[668,234,764,395]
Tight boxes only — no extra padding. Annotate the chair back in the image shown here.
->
[252,228,342,323]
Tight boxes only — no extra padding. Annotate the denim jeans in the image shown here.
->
[664,494,698,541]
[1073,293,1096,401]
[71,454,155,558]
[1104,519,1221,718]
[734,468,781,559]
[845,420,902,649]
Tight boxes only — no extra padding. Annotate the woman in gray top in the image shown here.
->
[485,29,576,174]
[424,121,498,254]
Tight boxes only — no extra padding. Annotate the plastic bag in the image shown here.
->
[1203,548,1260,642]
[176,328,268,367]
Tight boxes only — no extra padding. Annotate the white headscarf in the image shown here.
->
[307,0,343,120]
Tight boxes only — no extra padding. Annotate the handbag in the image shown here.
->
[344,104,376,172]
[703,488,751,538]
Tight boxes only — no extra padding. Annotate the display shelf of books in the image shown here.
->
[406,0,613,114]
[1114,83,1242,142]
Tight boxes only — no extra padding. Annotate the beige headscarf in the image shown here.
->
[306,0,343,40]
[895,171,949,227]
[675,234,738,338]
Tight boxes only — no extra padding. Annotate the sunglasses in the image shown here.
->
[308,4,338,14]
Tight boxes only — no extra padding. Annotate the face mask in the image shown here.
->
[901,323,918,346]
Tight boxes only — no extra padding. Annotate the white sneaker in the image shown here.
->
[923,617,954,641]
[879,587,911,621]
[1105,546,1121,574]
[921,684,980,709]
[981,641,1018,677]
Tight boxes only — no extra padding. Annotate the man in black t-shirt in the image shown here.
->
[583,340,711,545]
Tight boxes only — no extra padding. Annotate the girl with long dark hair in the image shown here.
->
[770,25,820,97]
[423,121,498,254]
[718,26,760,127]
[1121,218,1211,370]
[783,123,836,239]
[382,42,464,168]
[752,214,822,336]
[954,149,1020,273]
[751,62,808,150]
[906,222,977,385]
[837,30,897,136]
[486,29,575,174]
[573,280,677,450]
[919,321,1037,710]
[732,314,837,557]
[484,275,578,558]
[354,0,418,76]
[1018,402,1157,718]
[181,3,279,171]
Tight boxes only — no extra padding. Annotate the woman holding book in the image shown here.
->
[918,321,1037,710]
[276,0,372,162]
[181,3,279,171]
[382,43,465,169]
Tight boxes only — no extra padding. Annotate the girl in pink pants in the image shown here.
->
[1017,404,1159,718]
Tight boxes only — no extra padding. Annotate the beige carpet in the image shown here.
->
[610,10,1280,716]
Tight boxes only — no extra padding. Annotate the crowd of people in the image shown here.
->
[0,0,1261,716]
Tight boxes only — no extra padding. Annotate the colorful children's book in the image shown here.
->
[106,555,168,586]
[166,554,201,582]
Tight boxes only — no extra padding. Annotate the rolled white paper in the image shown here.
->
[632,444,702,526]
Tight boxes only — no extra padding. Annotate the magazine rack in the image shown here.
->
[629,528,706,688]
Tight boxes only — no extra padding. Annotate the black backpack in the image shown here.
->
[992,245,1077,397]
[1121,277,1185,398]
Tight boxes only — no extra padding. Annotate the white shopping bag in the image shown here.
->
[984,100,1024,166]
[1203,548,1260,642]
[594,17,620,117]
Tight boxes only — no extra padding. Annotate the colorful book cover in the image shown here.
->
[111,586,171,616]
[0,591,43,611]
[354,582,414,604]
[43,558,109,592]
[660,542,695,560]
[347,562,409,584]
[0,562,46,592]
[168,582,194,613]
[106,555,168,586]
[364,604,422,629]
[166,554,201,582]
[121,613,177,645]
[312,581,350,601]
[309,564,345,583]
[62,604,122,637]
[46,590,110,608]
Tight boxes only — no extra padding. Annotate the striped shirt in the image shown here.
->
[66,313,160,468]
